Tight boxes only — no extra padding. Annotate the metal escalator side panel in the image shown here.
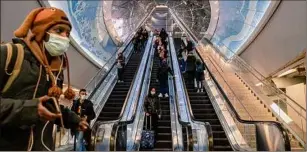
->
[126,36,156,151]
[255,123,290,151]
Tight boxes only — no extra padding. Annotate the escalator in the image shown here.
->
[97,52,144,121]
[140,57,173,151]
[174,38,232,151]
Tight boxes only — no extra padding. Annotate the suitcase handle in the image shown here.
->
[145,115,152,130]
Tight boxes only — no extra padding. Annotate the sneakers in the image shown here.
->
[201,89,204,92]
[117,80,124,83]
[158,93,163,98]
[164,93,169,98]
[197,89,200,93]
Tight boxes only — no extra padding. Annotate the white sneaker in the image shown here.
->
[164,93,169,98]
[117,80,120,83]
[158,93,163,98]
[197,89,200,93]
[201,89,203,92]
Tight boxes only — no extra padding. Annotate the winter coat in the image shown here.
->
[185,54,196,72]
[144,94,161,115]
[0,38,81,151]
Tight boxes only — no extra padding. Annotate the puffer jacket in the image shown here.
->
[144,94,161,115]
[0,38,81,151]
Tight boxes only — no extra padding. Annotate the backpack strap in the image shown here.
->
[1,43,24,93]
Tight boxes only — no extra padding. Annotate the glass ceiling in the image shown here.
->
[47,0,274,65]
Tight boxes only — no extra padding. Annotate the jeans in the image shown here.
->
[160,81,168,94]
[75,131,86,151]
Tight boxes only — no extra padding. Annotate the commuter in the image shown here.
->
[178,54,186,73]
[144,88,162,137]
[195,59,205,93]
[178,44,186,57]
[71,89,96,151]
[0,7,88,151]
[185,52,197,85]
[159,28,168,42]
[117,51,125,83]
[133,34,140,53]
[157,60,174,98]
[186,39,194,54]
[154,37,160,57]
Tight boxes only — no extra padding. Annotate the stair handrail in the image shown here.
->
[181,35,291,151]
[170,7,305,117]
[172,9,306,146]
[169,7,294,150]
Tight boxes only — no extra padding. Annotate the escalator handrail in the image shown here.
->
[96,37,152,126]
[168,36,212,151]
[109,36,154,151]
[182,38,291,151]
[87,39,134,99]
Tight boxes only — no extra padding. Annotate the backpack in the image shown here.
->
[1,43,25,93]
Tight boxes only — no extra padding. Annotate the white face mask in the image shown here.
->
[150,91,155,95]
[80,95,86,100]
[44,33,70,56]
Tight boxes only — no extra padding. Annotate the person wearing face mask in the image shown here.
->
[71,89,96,151]
[0,7,89,150]
[144,88,161,138]
[116,51,126,83]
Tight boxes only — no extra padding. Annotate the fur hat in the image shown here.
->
[14,7,72,42]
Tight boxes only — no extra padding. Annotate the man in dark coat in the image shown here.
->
[71,89,96,151]
[0,7,88,151]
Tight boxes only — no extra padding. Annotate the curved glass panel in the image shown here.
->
[210,0,271,59]
[48,0,118,67]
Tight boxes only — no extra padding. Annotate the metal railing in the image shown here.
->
[179,26,292,151]
[171,6,305,146]
[171,5,306,150]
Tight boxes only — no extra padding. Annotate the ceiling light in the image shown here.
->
[278,68,297,78]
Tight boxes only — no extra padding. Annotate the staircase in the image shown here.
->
[198,49,304,151]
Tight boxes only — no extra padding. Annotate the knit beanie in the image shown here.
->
[14,7,75,100]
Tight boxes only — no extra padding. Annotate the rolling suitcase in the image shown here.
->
[140,115,155,149]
